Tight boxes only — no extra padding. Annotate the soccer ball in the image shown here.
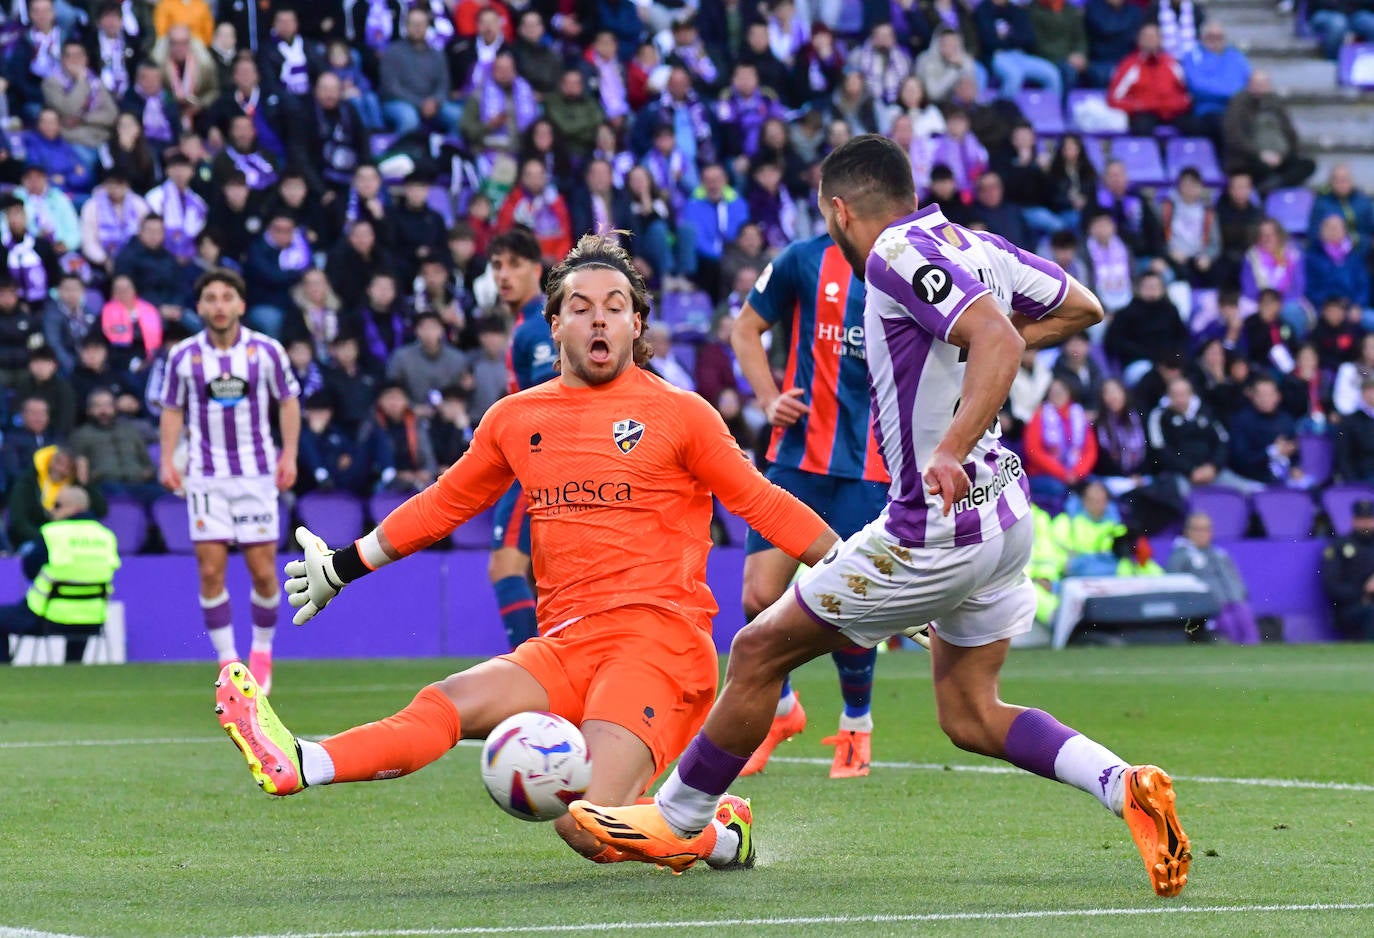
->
[480,711,592,822]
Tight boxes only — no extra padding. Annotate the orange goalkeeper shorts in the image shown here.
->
[498,605,719,780]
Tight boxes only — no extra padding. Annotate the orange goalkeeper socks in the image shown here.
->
[321,685,463,783]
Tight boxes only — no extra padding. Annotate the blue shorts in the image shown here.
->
[745,465,889,555]
[491,483,532,554]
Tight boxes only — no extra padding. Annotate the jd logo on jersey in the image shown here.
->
[612,418,644,454]
[912,264,953,305]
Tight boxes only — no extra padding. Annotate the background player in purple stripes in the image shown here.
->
[731,233,890,778]
[572,135,1192,899]
[158,269,300,691]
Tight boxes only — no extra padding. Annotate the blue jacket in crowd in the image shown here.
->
[1085,0,1146,66]
[1305,242,1372,309]
[1181,44,1252,117]
[682,188,748,260]
[1309,189,1374,247]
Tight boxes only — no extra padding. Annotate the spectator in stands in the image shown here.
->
[848,23,912,107]
[1334,333,1374,415]
[1312,298,1363,371]
[715,63,787,172]
[101,111,161,196]
[284,336,324,402]
[391,171,449,286]
[321,332,382,434]
[24,108,93,196]
[1191,338,1242,415]
[154,0,214,46]
[1228,375,1305,486]
[520,117,575,193]
[448,6,511,92]
[509,10,561,98]
[1307,214,1372,318]
[328,163,390,245]
[745,160,798,252]
[1336,376,1374,483]
[8,445,106,548]
[1191,291,1246,356]
[411,256,465,345]
[298,72,370,202]
[719,223,768,305]
[242,213,311,339]
[582,31,630,129]
[1004,346,1053,440]
[1083,211,1135,315]
[380,6,461,136]
[154,25,219,132]
[1025,378,1098,504]
[883,76,946,142]
[682,163,746,300]
[1306,0,1374,60]
[6,0,66,124]
[1084,0,1146,88]
[1222,71,1316,196]
[968,171,1031,248]
[1216,170,1263,284]
[570,157,631,250]
[1049,230,1091,286]
[351,272,409,367]
[646,322,696,392]
[79,170,147,277]
[1029,0,1088,95]
[18,163,80,257]
[792,23,846,109]
[1241,218,1309,331]
[763,0,809,68]
[931,107,988,202]
[323,39,382,133]
[114,215,185,321]
[205,170,256,263]
[203,55,294,160]
[496,158,572,266]
[460,50,538,175]
[913,28,977,105]
[86,2,137,101]
[0,396,55,487]
[210,113,280,197]
[297,392,383,497]
[42,272,95,373]
[386,311,470,416]
[68,387,162,506]
[1051,333,1105,407]
[1157,0,1203,60]
[467,316,507,424]
[144,151,206,263]
[1281,343,1332,432]
[256,8,317,102]
[1320,496,1374,640]
[207,22,237,91]
[994,124,1061,238]
[829,70,881,137]
[544,68,604,160]
[121,60,181,154]
[1095,159,1164,263]
[975,0,1061,100]
[428,384,474,470]
[1148,375,1259,493]
[1053,480,1126,577]
[1180,22,1250,149]
[15,345,73,437]
[1162,167,1221,288]
[665,17,723,98]
[1309,165,1374,251]
[0,192,60,309]
[370,381,437,494]
[1167,513,1260,645]
[1241,289,1296,372]
[1045,135,1098,228]
[288,267,342,357]
[100,273,162,373]
[325,218,391,312]
[1093,377,1148,487]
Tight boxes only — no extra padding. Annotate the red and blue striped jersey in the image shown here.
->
[505,296,556,394]
[747,235,888,484]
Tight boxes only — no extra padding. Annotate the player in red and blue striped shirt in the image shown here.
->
[730,233,890,778]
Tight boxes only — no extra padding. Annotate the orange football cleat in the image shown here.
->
[569,801,704,874]
[740,694,807,776]
[1123,765,1191,897]
[821,729,871,778]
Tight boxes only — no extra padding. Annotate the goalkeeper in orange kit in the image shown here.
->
[214,234,838,867]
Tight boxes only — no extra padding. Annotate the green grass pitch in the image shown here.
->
[1,644,1371,937]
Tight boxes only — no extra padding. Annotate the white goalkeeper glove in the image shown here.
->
[901,623,932,650]
[284,525,345,625]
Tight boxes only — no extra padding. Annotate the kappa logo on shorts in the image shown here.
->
[612,418,645,454]
[844,574,870,597]
[889,545,911,563]
[866,552,894,576]
[817,593,842,615]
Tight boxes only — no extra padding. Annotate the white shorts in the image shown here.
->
[793,510,1036,649]
[184,476,280,546]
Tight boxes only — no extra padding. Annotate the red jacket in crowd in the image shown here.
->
[1108,51,1191,121]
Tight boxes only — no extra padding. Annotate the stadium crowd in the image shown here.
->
[0,0,1370,642]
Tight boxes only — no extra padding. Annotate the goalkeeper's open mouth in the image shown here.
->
[588,335,612,364]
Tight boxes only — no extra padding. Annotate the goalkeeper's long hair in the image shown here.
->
[543,233,654,367]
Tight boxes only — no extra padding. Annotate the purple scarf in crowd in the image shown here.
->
[92,188,142,258]
[1039,402,1089,468]
[227,146,278,190]
[479,74,539,135]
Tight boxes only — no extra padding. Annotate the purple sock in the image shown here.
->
[677,733,750,797]
[1004,709,1078,780]
[201,595,232,631]
[250,596,278,629]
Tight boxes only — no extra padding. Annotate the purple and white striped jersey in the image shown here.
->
[160,327,300,479]
[863,205,1068,548]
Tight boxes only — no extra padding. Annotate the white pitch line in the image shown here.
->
[2,737,1370,793]
[203,902,1374,938]
[0,928,88,938]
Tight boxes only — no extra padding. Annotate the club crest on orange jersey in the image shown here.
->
[612,418,645,454]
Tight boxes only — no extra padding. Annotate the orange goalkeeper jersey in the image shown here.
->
[380,365,830,631]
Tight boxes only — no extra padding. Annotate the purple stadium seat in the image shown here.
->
[656,290,714,339]
[367,490,410,527]
[369,133,396,158]
[1300,433,1333,486]
[426,186,455,228]
[1252,488,1316,540]
[151,495,195,554]
[1338,43,1374,88]
[1082,135,1106,174]
[450,506,495,549]
[1165,137,1224,187]
[1321,483,1374,535]
[1188,486,1250,540]
[1017,89,1066,136]
[1220,539,1336,642]
[714,498,750,548]
[103,497,148,555]
[297,491,365,546]
[1110,137,1168,187]
[1265,188,1316,237]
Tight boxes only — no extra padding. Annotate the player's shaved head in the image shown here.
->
[819,134,917,219]
[545,233,653,368]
